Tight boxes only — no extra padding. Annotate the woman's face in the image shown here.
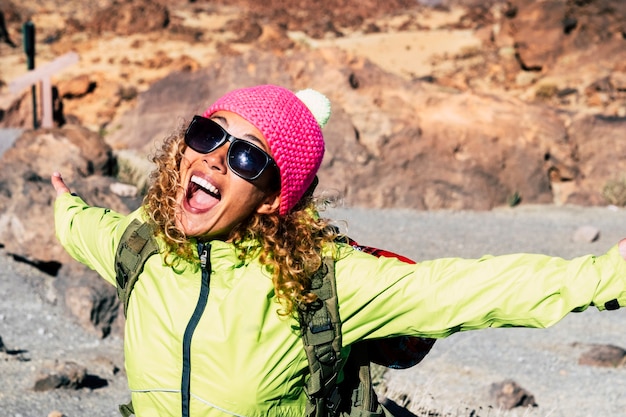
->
[175,110,280,240]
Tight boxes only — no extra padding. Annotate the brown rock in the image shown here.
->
[579,344,626,367]
[257,23,295,52]
[503,0,567,71]
[225,17,263,44]
[0,91,34,128]
[501,0,626,71]
[87,0,170,36]
[57,74,95,99]
[169,55,201,74]
[33,360,87,391]
[0,334,29,360]
[59,72,126,130]
[489,379,537,410]
[65,283,120,338]
[0,0,23,24]
[611,72,626,91]
[91,355,122,377]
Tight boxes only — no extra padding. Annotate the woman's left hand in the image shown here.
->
[51,172,71,197]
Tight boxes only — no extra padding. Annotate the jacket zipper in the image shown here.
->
[181,242,211,417]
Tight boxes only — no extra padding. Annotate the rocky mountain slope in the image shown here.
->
[2,0,626,211]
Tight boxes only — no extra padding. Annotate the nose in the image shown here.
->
[202,141,230,174]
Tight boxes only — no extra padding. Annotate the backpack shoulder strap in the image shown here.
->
[299,256,344,417]
[115,219,159,318]
[300,256,390,417]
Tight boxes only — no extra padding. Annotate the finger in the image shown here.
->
[619,238,626,261]
[51,172,71,196]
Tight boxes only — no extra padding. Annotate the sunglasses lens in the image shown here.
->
[185,117,224,153]
[228,140,268,179]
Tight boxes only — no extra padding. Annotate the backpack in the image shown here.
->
[114,219,435,416]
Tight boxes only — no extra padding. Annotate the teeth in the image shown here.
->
[191,175,220,196]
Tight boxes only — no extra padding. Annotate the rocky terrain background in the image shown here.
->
[1,0,626,416]
[2,0,626,210]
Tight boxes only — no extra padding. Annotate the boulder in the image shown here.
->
[0,125,138,337]
[0,124,119,264]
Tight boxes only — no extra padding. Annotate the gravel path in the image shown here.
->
[2,204,626,417]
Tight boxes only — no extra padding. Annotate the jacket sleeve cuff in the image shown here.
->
[593,244,626,311]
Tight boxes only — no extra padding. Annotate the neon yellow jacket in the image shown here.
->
[54,193,626,417]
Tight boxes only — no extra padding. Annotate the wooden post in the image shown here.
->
[8,52,79,128]
[22,21,37,129]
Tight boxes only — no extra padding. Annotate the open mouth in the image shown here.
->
[185,174,221,210]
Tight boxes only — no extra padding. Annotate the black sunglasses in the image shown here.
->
[184,115,280,191]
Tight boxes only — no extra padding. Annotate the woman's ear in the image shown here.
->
[256,192,281,215]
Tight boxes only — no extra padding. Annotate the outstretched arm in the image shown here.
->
[51,171,139,286]
[335,238,626,344]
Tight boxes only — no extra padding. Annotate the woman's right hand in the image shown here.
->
[51,172,71,197]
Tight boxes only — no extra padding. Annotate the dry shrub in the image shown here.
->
[603,176,626,207]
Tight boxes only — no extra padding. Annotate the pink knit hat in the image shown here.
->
[203,85,328,216]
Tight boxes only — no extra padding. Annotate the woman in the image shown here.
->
[52,84,626,417]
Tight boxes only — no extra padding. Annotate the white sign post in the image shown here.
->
[9,52,79,128]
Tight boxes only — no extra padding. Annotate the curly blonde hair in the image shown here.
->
[143,124,193,260]
[143,123,339,316]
